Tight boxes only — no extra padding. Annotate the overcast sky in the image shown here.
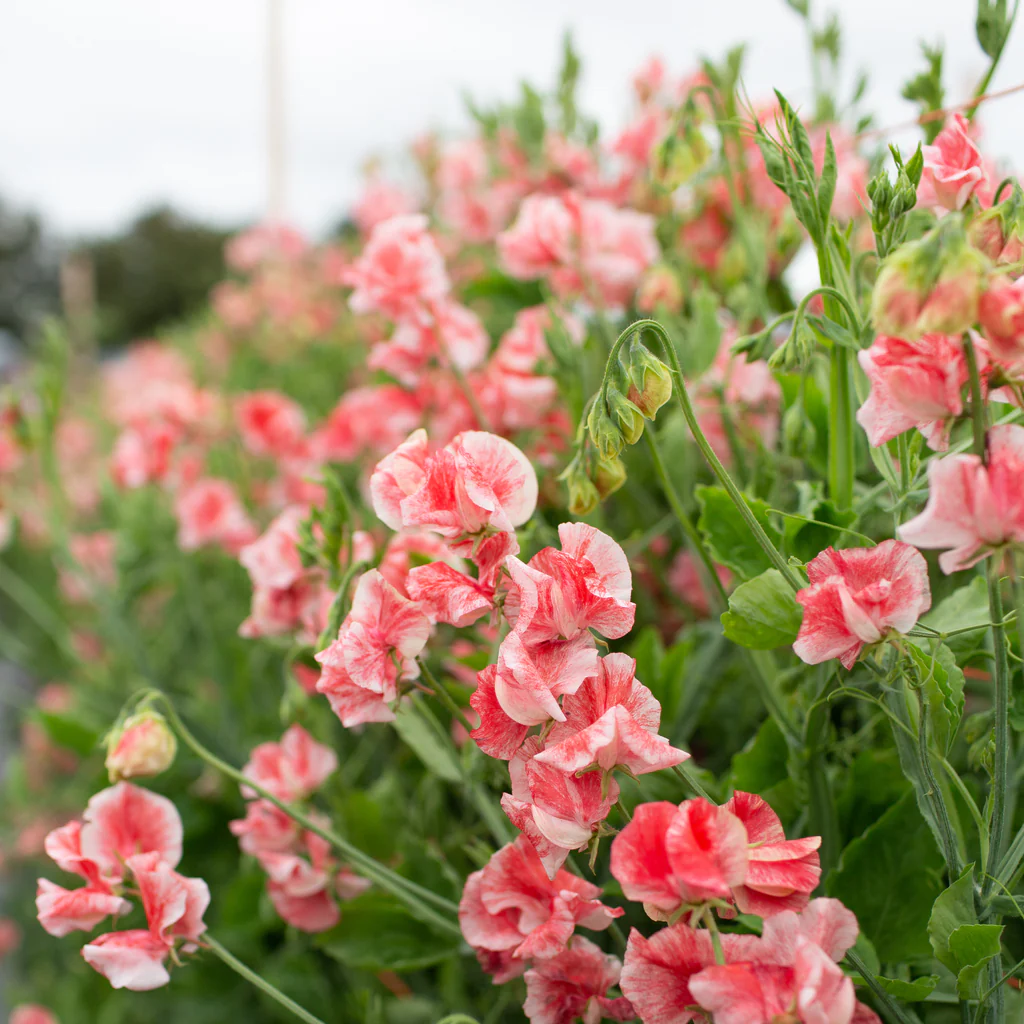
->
[2,0,1022,239]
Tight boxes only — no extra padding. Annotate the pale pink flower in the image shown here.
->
[235,391,307,459]
[352,179,419,236]
[405,561,494,627]
[345,214,450,323]
[856,334,972,450]
[239,506,307,591]
[110,421,182,489]
[793,540,932,668]
[922,114,988,211]
[81,930,173,991]
[105,711,177,782]
[437,140,489,192]
[226,223,307,270]
[9,1006,60,1024]
[979,274,1024,372]
[241,724,338,802]
[175,478,256,554]
[900,424,1024,572]
[59,531,117,604]
[524,937,634,1024]
[498,195,576,278]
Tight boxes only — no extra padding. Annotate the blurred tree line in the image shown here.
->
[0,197,234,351]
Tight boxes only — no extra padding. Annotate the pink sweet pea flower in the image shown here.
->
[239,505,307,591]
[523,937,634,1024]
[405,561,494,627]
[458,836,622,969]
[174,478,256,554]
[856,334,972,450]
[127,851,209,947]
[900,424,1024,572]
[504,523,636,645]
[352,179,419,236]
[535,653,688,777]
[344,214,450,323]
[9,1006,60,1024]
[921,113,988,211]
[319,569,430,695]
[979,274,1024,372]
[469,664,530,759]
[235,391,307,460]
[110,421,181,490]
[81,930,176,991]
[793,540,932,669]
[225,222,307,270]
[610,794,820,920]
[241,724,338,802]
[498,195,576,278]
[35,878,131,938]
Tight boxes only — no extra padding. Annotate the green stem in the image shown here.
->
[964,335,988,461]
[316,559,368,651]
[147,690,462,933]
[845,950,917,1024]
[622,320,803,592]
[820,243,856,511]
[984,557,1012,897]
[671,763,714,803]
[805,672,841,878]
[418,660,475,735]
[204,934,327,1024]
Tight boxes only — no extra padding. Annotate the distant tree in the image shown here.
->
[0,199,61,345]
[84,206,234,348]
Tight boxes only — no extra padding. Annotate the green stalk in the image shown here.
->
[845,950,918,1024]
[828,346,856,510]
[984,558,1012,897]
[964,335,988,460]
[204,934,327,1024]
[419,659,476,735]
[146,690,462,934]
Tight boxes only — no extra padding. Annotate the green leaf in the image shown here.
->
[816,132,838,223]
[318,892,460,972]
[928,864,977,972]
[950,924,1004,999]
[37,710,100,757]
[905,640,965,754]
[721,569,803,649]
[782,481,858,564]
[827,790,944,961]
[392,700,463,783]
[684,285,723,378]
[731,716,789,794]
[874,975,939,1002]
[696,486,784,581]
[836,749,911,842]
[921,576,989,656]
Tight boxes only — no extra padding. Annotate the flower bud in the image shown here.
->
[781,402,817,458]
[593,454,627,499]
[968,182,1024,270]
[653,118,711,190]
[605,386,646,445]
[871,216,986,339]
[561,453,601,516]
[978,275,1024,370]
[636,265,683,314]
[105,710,177,782]
[623,339,673,419]
[586,401,625,461]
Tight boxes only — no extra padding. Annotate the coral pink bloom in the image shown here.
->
[724,792,822,917]
[536,653,688,776]
[758,897,860,964]
[524,937,634,1024]
[110,420,181,489]
[856,334,971,450]
[175,478,256,554]
[900,424,1024,572]
[230,799,301,858]
[921,113,988,211]
[345,214,450,323]
[470,664,530,759]
[239,505,307,590]
[79,783,184,880]
[978,275,1024,372]
[498,194,575,279]
[226,222,307,270]
[458,836,622,964]
[793,540,932,669]
[316,658,398,727]
[266,880,339,932]
[127,851,209,945]
[35,878,130,937]
[405,561,493,627]
[241,724,337,802]
[505,524,635,645]
[504,737,618,874]
[311,385,423,463]
[352,178,418,236]
[316,569,430,698]
[235,391,307,459]
[9,1006,60,1024]
[377,530,464,597]
[689,939,855,1024]
[494,632,599,726]
[81,930,173,991]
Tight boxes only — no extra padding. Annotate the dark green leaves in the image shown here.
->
[393,700,463,783]
[874,975,939,1002]
[906,641,965,755]
[827,790,944,961]
[318,892,461,972]
[782,481,858,564]
[721,569,802,649]
[696,486,784,581]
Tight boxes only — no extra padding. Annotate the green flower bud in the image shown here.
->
[606,386,646,445]
[624,339,673,419]
[561,454,601,516]
[593,454,627,499]
[587,400,625,461]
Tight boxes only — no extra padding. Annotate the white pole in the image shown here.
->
[266,0,286,222]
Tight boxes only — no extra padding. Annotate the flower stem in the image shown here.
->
[145,690,463,933]
[844,950,917,1024]
[671,763,714,803]
[419,660,475,735]
[964,334,988,461]
[204,934,327,1024]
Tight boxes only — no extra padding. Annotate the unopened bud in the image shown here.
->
[105,710,177,782]
[587,400,626,461]
[561,453,601,516]
[623,339,673,419]
[593,455,627,499]
[606,386,646,445]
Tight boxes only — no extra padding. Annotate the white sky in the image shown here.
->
[1,0,1022,239]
